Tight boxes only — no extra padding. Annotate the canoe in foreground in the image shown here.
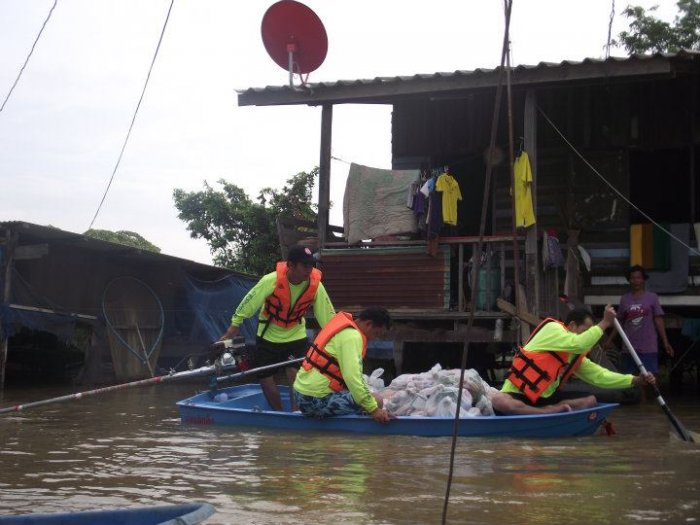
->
[0,502,215,525]
[177,385,618,438]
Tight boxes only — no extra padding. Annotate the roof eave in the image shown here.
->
[237,54,680,107]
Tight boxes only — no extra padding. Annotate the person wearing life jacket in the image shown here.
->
[500,305,655,411]
[219,244,336,411]
[293,307,392,424]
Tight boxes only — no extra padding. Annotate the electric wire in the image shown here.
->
[537,105,700,257]
[0,0,58,114]
[88,0,175,230]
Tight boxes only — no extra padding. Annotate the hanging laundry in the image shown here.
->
[343,163,419,244]
[436,171,462,226]
[513,151,536,228]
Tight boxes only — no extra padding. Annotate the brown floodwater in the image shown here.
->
[1,383,699,524]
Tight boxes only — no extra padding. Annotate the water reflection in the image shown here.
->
[0,384,699,524]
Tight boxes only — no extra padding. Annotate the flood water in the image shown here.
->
[1,383,699,525]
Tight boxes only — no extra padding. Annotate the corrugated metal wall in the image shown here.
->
[320,246,450,310]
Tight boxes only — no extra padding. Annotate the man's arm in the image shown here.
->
[335,330,379,414]
[654,316,674,357]
[575,357,656,389]
[218,274,274,340]
[312,283,336,328]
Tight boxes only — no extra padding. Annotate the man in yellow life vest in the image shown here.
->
[219,245,336,411]
[293,307,392,424]
[501,305,656,410]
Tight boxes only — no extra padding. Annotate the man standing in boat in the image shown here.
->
[219,245,336,411]
[293,307,392,424]
[501,305,656,410]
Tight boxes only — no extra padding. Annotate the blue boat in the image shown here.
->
[0,502,215,525]
[177,384,618,438]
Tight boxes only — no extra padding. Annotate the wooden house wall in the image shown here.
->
[390,69,700,310]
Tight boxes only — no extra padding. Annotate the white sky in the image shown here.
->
[0,0,679,265]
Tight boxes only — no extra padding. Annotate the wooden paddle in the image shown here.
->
[613,318,696,443]
[0,357,303,416]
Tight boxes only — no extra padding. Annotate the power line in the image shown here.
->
[0,0,58,114]
[88,0,175,230]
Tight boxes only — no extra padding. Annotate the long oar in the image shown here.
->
[0,357,302,416]
[614,318,696,442]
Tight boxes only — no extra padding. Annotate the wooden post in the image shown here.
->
[524,90,540,316]
[318,104,333,250]
[1,229,18,391]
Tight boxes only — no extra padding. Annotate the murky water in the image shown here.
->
[1,384,699,524]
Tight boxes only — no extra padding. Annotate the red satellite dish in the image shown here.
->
[261,0,328,86]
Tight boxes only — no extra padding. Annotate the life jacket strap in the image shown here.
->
[304,342,346,388]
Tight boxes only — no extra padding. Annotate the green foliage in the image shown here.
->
[83,229,161,253]
[617,0,700,54]
[173,168,318,275]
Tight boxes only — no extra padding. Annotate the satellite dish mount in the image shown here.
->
[261,0,328,87]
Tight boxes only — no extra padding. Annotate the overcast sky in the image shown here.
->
[0,0,678,265]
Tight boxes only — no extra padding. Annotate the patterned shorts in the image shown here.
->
[294,390,363,418]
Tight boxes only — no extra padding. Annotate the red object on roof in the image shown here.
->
[261,0,328,75]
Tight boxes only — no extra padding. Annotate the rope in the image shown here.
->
[0,0,58,114]
[537,105,700,257]
[88,0,175,229]
[441,1,513,523]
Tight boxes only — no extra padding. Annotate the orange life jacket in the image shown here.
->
[261,262,322,333]
[506,317,588,403]
[301,311,367,392]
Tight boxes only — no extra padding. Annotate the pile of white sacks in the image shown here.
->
[364,364,497,418]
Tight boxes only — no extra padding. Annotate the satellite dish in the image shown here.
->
[261,0,328,86]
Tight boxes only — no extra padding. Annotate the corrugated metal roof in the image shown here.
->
[0,221,253,279]
[237,50,700,107]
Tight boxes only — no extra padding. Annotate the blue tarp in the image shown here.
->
[179,271,257,345]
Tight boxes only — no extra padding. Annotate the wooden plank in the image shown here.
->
[496,297,541,327]
[318,104,333,249]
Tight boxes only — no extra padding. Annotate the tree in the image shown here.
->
[83,229,161,253]
[173,168,318,275]
[617,0,700,54]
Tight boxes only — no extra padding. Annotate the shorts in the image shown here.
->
[505,389,594,407]
[620,352,659,374]
[250,337,309,379]
[294,390,363,418]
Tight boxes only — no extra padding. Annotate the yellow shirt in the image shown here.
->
[436,173,462,226]
[501,322,633,398]
[231,271,335,343]
[514,152,536,228]
[293,327,378,413]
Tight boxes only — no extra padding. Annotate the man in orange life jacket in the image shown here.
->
[219,245,336,411]
[293,307,392,424]
[501,305,655,410]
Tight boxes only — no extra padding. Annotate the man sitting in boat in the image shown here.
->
[218,244,336,412]
[293,307,392,424]
[500,305,655,411]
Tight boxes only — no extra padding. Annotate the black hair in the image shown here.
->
[564,308,594,326]
[356,307,392,330]
[626,264,649,281]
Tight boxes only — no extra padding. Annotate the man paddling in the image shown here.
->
[501,305,656,410]
[219,245,335,412]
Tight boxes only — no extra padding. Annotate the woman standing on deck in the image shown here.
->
[605,265,674,376]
